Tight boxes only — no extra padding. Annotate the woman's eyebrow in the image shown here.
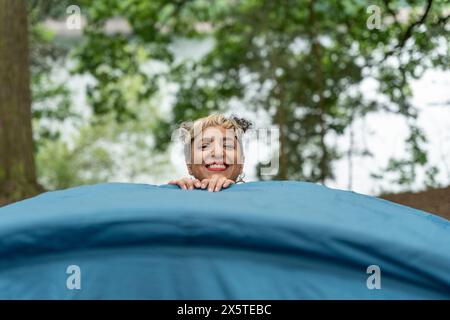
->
[199,137,235,143]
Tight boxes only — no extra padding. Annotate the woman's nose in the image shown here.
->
[211,142,224,158]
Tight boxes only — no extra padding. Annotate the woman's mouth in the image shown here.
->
[205,163,229,171]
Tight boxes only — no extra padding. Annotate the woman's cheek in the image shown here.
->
[192,151,203,165]
[227,151,237,165]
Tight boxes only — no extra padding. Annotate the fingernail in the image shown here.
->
[208,188,213,192]
[215,187,219,192]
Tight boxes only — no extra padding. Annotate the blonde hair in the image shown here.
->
[178,113,252,162]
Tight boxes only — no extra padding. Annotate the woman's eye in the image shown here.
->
[201,144,209,149]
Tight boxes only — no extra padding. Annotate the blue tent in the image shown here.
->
[0,181,448,299]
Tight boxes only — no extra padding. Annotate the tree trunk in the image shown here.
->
[308,0,329,184]
[274,89,287,180]
[0,0,43,206]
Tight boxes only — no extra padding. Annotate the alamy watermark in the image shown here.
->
[63,264,381,292]
[66,265,81,290]
[171,126,280,177]
[366,5,382,30]
[366,265,381,289]
[66,5,82,30]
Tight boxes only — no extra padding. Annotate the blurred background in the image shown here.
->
[0,0,449,218]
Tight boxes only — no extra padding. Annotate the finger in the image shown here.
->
[201,179,209,189]
[168,180,176,185]
[214,177,227,192]
[194,179,201,188]
[223,179,235,189]
[208,175,219,192]
[177,181,187,190]
[186,179,195,190]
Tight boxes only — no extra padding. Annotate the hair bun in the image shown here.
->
[231,115,253,132]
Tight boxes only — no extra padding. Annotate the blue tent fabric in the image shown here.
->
[0,181,448,299]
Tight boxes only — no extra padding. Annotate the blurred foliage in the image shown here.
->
[28,0,78,150]
[28,0,449,191]
[28,0,175,190]
[36,108,175,189]
[36,125,115,189]
[73,0,449,189]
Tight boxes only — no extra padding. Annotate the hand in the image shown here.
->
[200,175,235,192]
[167,177,201,190]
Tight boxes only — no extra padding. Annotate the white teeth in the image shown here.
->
[208,164,226,168]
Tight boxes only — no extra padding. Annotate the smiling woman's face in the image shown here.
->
[188,125,244,181]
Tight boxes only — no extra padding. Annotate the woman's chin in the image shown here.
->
[205,172,228,178]
[203,169,229,179]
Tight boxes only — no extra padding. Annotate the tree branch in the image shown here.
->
[396,0,434,49]
[380,0,434,63]
[435,14,450,26]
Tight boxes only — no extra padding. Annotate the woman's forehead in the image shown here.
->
[194,126,237,142]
